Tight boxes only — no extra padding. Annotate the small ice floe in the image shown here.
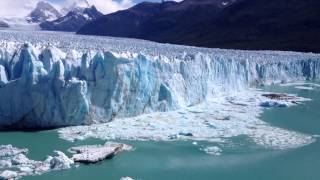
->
[260,93,310,108]
[168,132,193,140]
[44,151,74,170]
[0,143,133,179]
[250,125,316,150]
[262,94,296,101]
[281,82,320,88]
[0,170,18,180]
[120,177,135,180]
[0,145,74,179]
[312,135,320,138]
[260,101,288,108]
[192,142,198,146]
[69,142,132,164]
[201,146,222,156]
[0,145,28,158]
[295,86,314,90]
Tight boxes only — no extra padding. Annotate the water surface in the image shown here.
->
[0,85,319,180]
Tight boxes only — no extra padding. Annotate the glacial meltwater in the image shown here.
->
[0,84,319,180]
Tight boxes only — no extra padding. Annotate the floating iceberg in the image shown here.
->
[0,30,320,129]
[0,145,74,179]
[0,142,130,179]
[120,177,135,180]
[201,146,222,156]
[69,142,132,164]
[0,170,18,180]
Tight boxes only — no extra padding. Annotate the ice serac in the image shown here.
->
[0,42,320,129]
[0,44,89,129]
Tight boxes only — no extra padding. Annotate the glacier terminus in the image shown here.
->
[0,30,320,129]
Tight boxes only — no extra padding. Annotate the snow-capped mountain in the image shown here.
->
[60,0,91,15]
[78,0,320,53]
[0,0,101,32]
[26,1,62,23]
[40,3,103,32]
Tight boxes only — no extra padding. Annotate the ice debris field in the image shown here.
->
[0,142,131,180]
[0,30,320,153]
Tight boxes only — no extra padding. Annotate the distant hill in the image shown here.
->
[77,0,320,53]
[0,21,9,28]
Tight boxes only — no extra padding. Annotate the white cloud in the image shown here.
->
[61,0,135,14]
[0,0,184,18]
[0,0,134,17]
[0,0,38,18]
[88,0,134,14]
[68,0,184,14]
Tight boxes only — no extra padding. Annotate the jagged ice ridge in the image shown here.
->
[0,30,320,129]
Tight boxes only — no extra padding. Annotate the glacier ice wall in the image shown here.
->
[0,41,320,129]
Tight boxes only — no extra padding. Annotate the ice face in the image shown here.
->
[0,31,320,129]
[0,44,89,128]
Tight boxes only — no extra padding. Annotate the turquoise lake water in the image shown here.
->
[0,85,319,180]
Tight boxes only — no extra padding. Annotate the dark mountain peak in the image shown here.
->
[0,21,9,28]
[128,2,166,15]
[78,0,320,53]
[77,0,229,37]
[172,0,238,10]
[83,5,103,18]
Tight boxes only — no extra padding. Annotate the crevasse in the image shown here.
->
[0,43,319,129]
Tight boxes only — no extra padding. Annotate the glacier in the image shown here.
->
[0,30,320,129]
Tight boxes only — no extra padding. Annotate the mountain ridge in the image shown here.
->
[78,0,320,53]
[40,4,103,32]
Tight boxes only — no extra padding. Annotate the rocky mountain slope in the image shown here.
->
[78,0,320,53]
[40,4,103,32]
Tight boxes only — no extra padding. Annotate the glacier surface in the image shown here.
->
[0,30,320,129]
